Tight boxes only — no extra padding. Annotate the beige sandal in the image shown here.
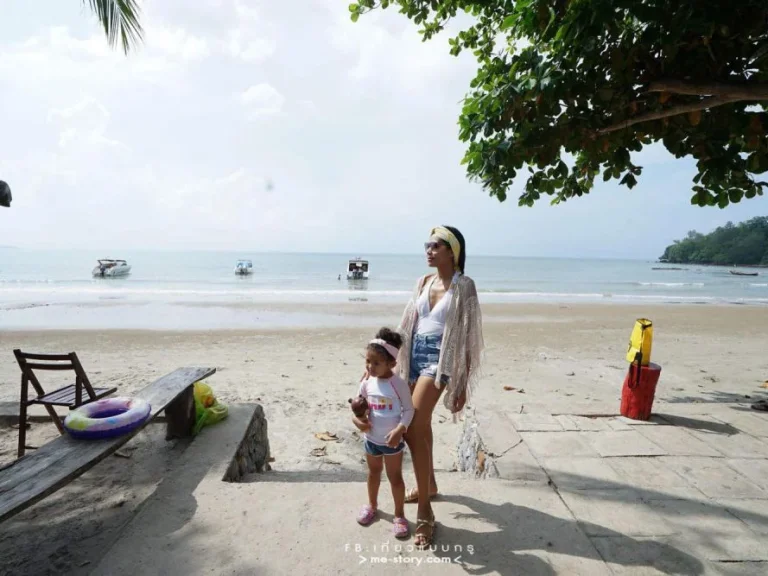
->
[404,487,439,503]
[414,511,436,550]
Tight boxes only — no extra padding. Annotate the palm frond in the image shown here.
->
[84,0,144,53]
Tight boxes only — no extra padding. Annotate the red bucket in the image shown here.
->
[620,362,662,421]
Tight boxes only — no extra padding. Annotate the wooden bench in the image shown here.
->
[0,366,215,524]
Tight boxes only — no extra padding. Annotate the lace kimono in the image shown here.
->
[396,273,484,416]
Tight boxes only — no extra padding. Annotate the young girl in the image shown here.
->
[352,327,414,539]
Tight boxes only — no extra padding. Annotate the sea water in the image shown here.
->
[0,248,766,330]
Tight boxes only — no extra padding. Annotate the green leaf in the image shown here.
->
[500,15,516,31]
[620,173,638,189]
[351,11,359,22]
[728,189,744,203]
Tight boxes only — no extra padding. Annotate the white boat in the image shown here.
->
[346,258,369,280]
[234,259,253,275]
[92,259,131,278]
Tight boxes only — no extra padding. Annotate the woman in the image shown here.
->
[396,225,484,549]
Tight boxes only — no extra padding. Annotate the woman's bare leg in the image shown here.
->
[407,381,439,500]
[405,376,444,546]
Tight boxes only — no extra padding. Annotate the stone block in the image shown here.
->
[588,431,668,457]
[590,536,708,576]
[508,413,564,432]
[607,457,707,501]
[558,489,675,537]
[715,498,768,536]
[635,426,724,457]
[541,457,624,490]
[660,457,767,500]
[647,499,768,561]
[520,431,600,458]
[688,430,768,459]
[724,458,768,492]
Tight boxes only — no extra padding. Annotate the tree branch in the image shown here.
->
[597,96,739,135]
[647,79,768,100]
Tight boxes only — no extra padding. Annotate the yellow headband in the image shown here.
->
[430,226,461,269]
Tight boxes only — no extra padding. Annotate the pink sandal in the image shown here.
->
[393,517,409,539]
[357,504,376,526]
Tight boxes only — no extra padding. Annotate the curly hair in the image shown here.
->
[367,327,403,360]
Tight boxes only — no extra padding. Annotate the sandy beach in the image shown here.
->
[2,303,768,574]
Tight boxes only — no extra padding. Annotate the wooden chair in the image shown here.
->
[13,349,117,458]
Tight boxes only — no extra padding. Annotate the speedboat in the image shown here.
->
[730,270,759,277]
[346,258,369,280]
[234,259,253,275]
[92,259,131,278]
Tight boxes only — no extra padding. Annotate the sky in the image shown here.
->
[1,0,767,259]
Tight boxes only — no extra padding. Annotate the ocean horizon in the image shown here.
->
[1,248,767,330]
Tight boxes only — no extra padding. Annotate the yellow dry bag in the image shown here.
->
[626,319,653,365]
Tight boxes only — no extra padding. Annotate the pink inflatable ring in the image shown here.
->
[64,397,151,440]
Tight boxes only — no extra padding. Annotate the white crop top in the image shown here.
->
[415,273,458,336]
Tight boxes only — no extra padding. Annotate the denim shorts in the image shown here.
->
[409,333,443,384]
[365,439,405,457]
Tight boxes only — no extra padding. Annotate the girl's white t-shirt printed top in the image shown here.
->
[358,374,415,447]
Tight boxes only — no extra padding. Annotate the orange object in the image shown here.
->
[620,362,662,421]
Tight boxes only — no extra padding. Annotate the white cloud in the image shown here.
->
[3,0,768,254]
[239,83,285,118]
[226,30,275,62]
[146,25,210,60]
[47,97,130,152]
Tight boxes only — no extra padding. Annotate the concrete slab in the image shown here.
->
[607,457,708,501]
[558,489,675,537]
[93,469,610,576]
[509,414,564,432]
[711,412,768,438]
[471,409,522,456]
[687,430,768,459]
[590,536,711,576]
[724,458,768,492]
[541,457,625,491]
[615,415,669,427]
[493,442,551,485]
[520,431,601,458]
[605,418,635,432]
[660,457,768,500]
[555,415,613,432]
[715,498,768,536]
[635,426,724,457]
[647,499,768,562]
[654,413,739,436]
[588,431,668,457]
[710,560,768,576]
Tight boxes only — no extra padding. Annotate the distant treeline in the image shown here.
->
[660,217,768,266]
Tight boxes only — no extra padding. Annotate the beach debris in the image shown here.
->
[314,431,339,442]
[760,381,768,389]
[566,372,576,377]
[518,389,525,394]
[114,450,133,459]
[79,561,91,568]
[281,374,289,378]
[503,385,516,391]
[324,460,342,465]
[311,446,327,457]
